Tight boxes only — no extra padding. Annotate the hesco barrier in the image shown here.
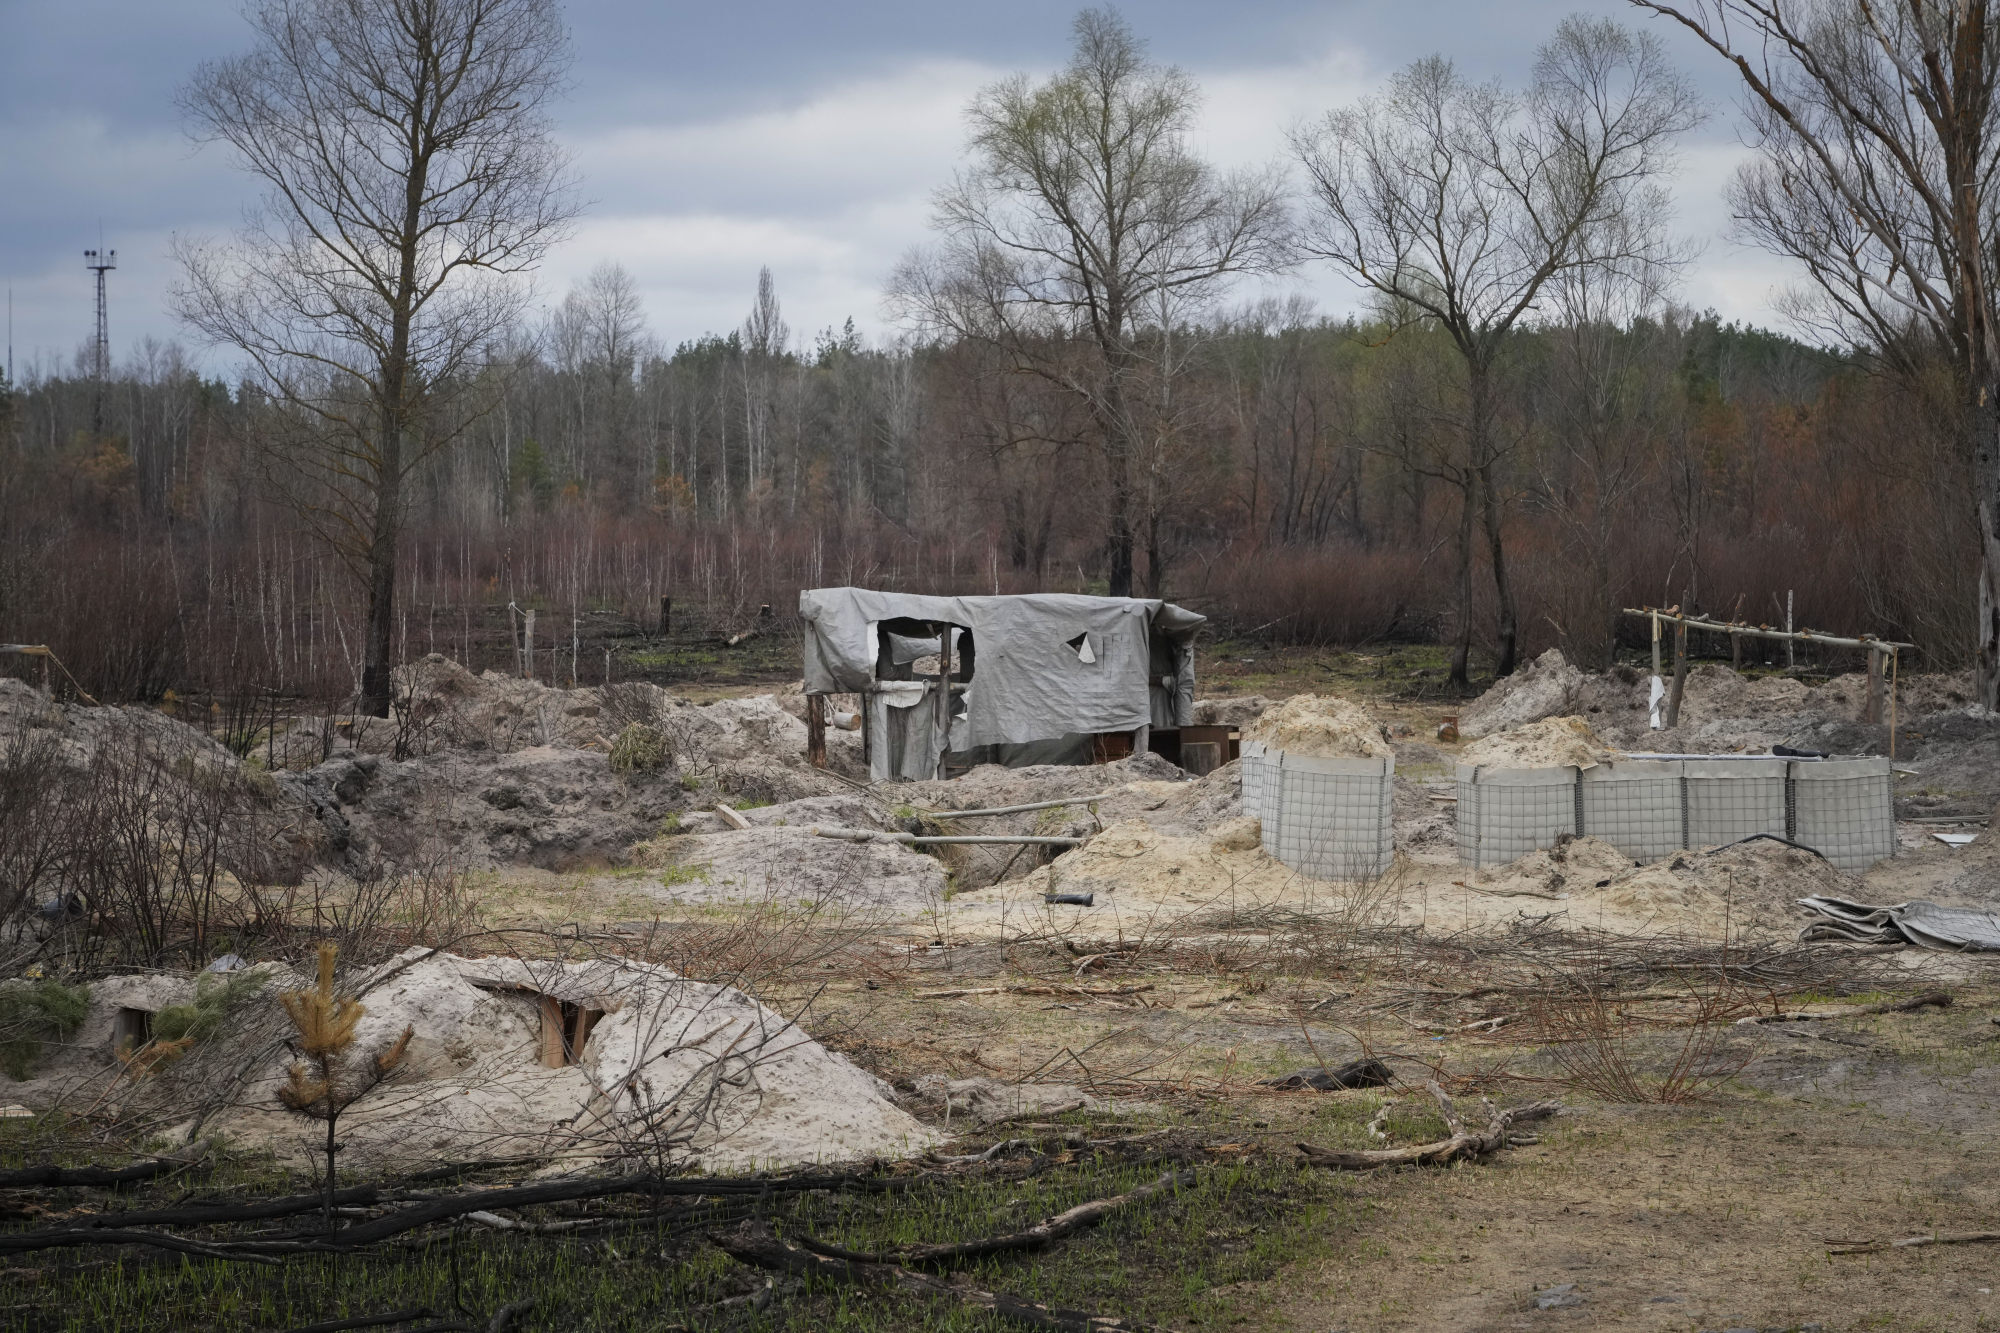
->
[1240,741,1394,880]
[1455,757,1895,872]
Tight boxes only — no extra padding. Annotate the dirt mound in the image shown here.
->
[1460,834,1853,935]
[15,951,936,1171]
[288,745,685,871]
[1460,649,1585,740]
[1471,835,1636,897]
[1592,838,1856,933]
[1460,716,1611,769]
[1006,820,1300,908]
[1244,693,1391,759]
[628,825,949,911]
[1190,696,1272,727]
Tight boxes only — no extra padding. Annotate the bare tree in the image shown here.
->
[1294,16,1701,687]
[174,0,578,715]
[1630,0,2000,709]
[890,8,1289,597]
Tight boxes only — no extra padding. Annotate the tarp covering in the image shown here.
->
[799,588,1204,757]
[1797,895,2000,951]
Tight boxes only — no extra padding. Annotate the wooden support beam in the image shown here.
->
[806,693,827,768]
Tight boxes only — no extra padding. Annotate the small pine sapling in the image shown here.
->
[277,944,412,1230]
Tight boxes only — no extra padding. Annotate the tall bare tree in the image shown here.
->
[174,0,577,714]
[1630,0,2000,709]
[890,8,1289,597]
[1294,16,1701,687]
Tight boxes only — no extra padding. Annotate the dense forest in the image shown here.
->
[0,283,1967,702]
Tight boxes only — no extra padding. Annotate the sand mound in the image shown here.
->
[1244,694,1391,759]
[1591,838,1854,933]
[628,826,949,911]
[1472,835,1636,896]
[1460,716,1612,769]
[1460,649,1586,740]
[1190,696,1272,727]
[12,951,937,1171]
[1460,834,1854,934]
[1006,820,1302,908]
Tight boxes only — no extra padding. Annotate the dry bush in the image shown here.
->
[1528,967,1758,1104]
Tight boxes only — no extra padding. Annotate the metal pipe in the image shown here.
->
[922,794,1118,818]
[810,827,1085,847]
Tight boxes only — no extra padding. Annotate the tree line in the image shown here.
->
[0,1,1991,706]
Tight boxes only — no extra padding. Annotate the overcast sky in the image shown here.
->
[0,0,1790,381]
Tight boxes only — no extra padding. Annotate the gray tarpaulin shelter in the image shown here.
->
[799,588,1205,782]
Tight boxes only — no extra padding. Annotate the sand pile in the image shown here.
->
[1463,835,1854,934]
[12,951,937,1171]
[1591,838,1854,933]
[287,744,685,871]
[1004,820,1301,909]
[630,823,948,911]
[1190,696,1273,727]
[1460,716,1612,769]
[1471,835,1636,896]
[1244,694,1391,759]
[1460,649,1585,740]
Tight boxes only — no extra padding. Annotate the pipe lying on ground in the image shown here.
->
[921,794,1118,818]
[810,827,1085,847]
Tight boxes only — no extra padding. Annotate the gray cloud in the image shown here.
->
[0,2,1797,379]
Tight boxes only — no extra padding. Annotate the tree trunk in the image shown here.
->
[1468,359,1518,677]
[1448,475,1476,693]
[1481,460,1518,678]
[1976,387,2000,710]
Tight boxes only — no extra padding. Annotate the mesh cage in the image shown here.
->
[1791,758,1896,870]
[1456,765,1579,869]
[1683,759,1788,847]
[1240,741,1268,825]
[1254,751,1393,880]
[1579,761,1684,863]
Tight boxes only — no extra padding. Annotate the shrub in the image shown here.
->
[0,979,91,1080]
[610,722,671,774]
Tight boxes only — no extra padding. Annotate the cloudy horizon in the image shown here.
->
[0,1,1790,383]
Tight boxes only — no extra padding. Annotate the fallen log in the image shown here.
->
[0,1155,200,1189]
[1258,1058,1392,1092]
[916,983,1153,1001]
[1740,991,1951,1025]
[799,1170,1189,1267]
[1296,1081,1559,1171]
[66,1185,381,1230]
[711,1218,1177,1332]
[1827,1230,2000,1255]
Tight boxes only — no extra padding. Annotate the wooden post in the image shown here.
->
[1730,629,1741,669]
[659,596,672,635]
[1664,601,1689,729]
[522,609,535,679]
[1864,645,1885,724]
[933,624,953,780]
[806,693,827,768]
[1651,611,1662,679]
[1785,590,1795,671]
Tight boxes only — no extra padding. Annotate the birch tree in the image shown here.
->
[174,0,577,715]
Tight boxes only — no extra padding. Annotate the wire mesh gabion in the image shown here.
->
[1791,758,1896,871]
[1252,750,1393,881]
[1459,756,1894,872]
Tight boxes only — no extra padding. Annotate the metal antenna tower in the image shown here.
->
[84,243,116,434]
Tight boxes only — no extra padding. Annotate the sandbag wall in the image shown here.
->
[1240,741,1394,880]
[1455,757,1895,872]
